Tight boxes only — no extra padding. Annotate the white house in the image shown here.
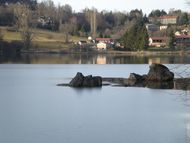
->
[159,16,177,25]
[97,42,107,50]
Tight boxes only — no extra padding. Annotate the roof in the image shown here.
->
[159,16,177,19]
[175,35,190,39]
[150,37,168,40]
[96,38,113,41]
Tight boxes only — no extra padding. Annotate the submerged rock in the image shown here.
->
[69,72,102,87]
[146,80,174,89]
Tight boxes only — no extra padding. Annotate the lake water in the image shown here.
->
[0,64,190,143]
[1,53,190,64]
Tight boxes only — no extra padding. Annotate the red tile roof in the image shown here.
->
[175,35,190,38]
[159,16,177,19]
[150,37,168,40]
[96,38,113,41]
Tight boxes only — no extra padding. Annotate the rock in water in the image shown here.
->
[147,64,174,81]
[83,75,102,87]
[69,72,84,87]
[91,76,102,87]
[69,72,102,87]
[82,75,93,87]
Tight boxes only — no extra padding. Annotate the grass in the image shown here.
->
[0,26,87,50]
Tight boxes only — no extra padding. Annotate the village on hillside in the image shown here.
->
[0,0,190,54]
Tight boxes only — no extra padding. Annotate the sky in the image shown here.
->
[39,0,190,14]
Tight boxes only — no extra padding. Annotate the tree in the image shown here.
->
[168,29,175,50]
[139,24,149,50]
[14,4,33,49]
[83,8,97,38]
[0,5,15,26]
[148,9,167,17]
[129,9,143,22]
[178,12,189,25]
[60,22,71,43]
[122,20,149,51]
[37,0,58,30]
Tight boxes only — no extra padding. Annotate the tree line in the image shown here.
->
[1,0,190,36]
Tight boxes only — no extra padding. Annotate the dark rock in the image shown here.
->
[69,72,102,87]
[69,72,84,87]
[147,64,174,81]
[92,76,102,87]
[82,75,102,87]
[82,75,93,87]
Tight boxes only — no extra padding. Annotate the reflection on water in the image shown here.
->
[1,53,190,64]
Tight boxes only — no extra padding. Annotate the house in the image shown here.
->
[97,42,107,50]
[159,16,177,25]
[175,35,190,48]
[149,37,168,47]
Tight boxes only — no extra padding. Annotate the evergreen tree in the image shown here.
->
[122,20,149,51]
[168,30,175,50]
[178,13,189,25]
[139,25,149,50]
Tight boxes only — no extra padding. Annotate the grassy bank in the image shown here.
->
[0,26,86,50]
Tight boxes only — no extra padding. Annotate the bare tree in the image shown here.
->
[83,8,97,38]
[38,0,56,18]
[14,4,33,49]
[59,22,71,43]
[58,4,73,43]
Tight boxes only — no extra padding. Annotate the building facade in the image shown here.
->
[149,37,168,47]
[159,16,177,25]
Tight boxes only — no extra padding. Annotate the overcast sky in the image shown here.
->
[39,0,190,14]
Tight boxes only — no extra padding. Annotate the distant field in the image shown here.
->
[0,26,87,49]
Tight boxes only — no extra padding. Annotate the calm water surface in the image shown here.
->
[1,53,190,64]
[0,64,190,143]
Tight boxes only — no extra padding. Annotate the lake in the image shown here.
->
[1,53,190,64]
[0,64,190,143]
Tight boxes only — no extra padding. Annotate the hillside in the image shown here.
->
[0,26,87,50]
